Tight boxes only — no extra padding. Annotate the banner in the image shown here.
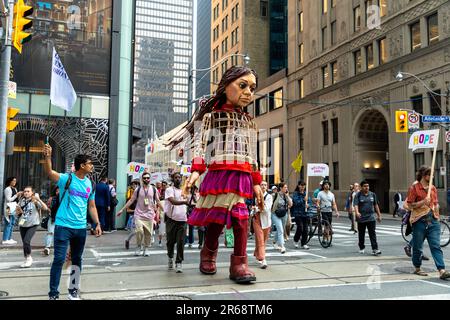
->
[307,163,329,177]
[408,129,439,151]
[181,165,192,177]
[126,162,149,178]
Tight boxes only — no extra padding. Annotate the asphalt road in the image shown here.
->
[1,215,450,300]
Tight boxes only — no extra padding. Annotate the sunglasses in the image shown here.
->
[142,177,150,180]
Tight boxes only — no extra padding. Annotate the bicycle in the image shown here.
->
[401,212,450,247]
[304,210,333,248]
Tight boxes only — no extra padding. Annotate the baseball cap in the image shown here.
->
[271,186,277,190]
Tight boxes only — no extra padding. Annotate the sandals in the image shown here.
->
[439,271,450,280]
[414,269,428,276]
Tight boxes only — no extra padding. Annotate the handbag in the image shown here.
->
[41,216,50,229]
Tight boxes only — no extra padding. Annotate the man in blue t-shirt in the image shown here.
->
[43,143,102,300]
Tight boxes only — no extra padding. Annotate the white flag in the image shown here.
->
[50,47,77,111]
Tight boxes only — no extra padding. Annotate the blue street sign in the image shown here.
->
[422,115,450,123]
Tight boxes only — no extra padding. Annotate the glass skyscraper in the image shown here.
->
[133,0,193,162]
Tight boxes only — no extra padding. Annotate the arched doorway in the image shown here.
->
[354,109,390,212]
[5,131,65,200]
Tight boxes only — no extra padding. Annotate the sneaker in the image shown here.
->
[8,239,17,244]
[198,244,203,249]
[294,242,299,248]
[134,246,143,256]
[359,249,365,254]
[273,243,280,250]
[280,246,286,254]
[20,256,32,268]
[260,259,268,269]
[175,262,183,273]
[125,239,130,250]
[404,246,412,257]
[68,289,81,300]
[143,248,149,256]
[372,249,382,256]
[188,244,192,248]
[168,258,174,270]
[44,247,50,256]
[49,295,59,300]
[158,242,162,247]
[301,245,310,250]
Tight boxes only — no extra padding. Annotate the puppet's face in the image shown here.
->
[225,73,257,108]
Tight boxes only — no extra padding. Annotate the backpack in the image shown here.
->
[135,185,157,205]
[109,186,119,207]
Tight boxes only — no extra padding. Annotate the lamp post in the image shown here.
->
[396,71,450,214]
[187,53,250,120]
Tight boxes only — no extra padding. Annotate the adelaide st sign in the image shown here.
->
[422,115,450,123]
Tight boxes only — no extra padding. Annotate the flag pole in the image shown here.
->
[46,99,51,144]
[428,138,439,198]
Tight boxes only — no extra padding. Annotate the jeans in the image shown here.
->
[271,213,287,247]
[49,226,87,298]
[412,212,445,270]
[2,215,15,241]
[92,206,107,231]
[184,224,194,245]
[357,220,378,250]
[45,219,55,248]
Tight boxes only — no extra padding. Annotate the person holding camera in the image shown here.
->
[17,187,48,268]
[271,183,292,254]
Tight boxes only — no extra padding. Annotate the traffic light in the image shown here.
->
[7,107,19,132]
[12,0,33,54]
[395,110,408,133]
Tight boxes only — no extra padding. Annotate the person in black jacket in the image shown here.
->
[93,177,110,233]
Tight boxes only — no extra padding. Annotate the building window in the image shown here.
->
[213,26,219,41]
[299,43,304,64]
[322,0,328,14]
[322,120,329,145]
[322,65,329,88]
[380,0,387,17]
[414,152,424,173]
[332,118,338,143]
[260,1,268,17]
[331,21,337,45]
[354,50,361,74]
[410,21,421,51]
[354,6,361,32]
[270,126,284,185]
[433,150,444,188]
[213,47,219,63]
[429,90,442,116]
[331,61,337,84]
[231,27,239,46]
[322,26,328,50]
[212,68,219,84]
[269,89,283,111]
[221,60,228,75]
[222,0,228,11]
[213,4,219,21]
[378,38,387,64]
[222,15,228,33]
[411,95,423,126]
[235,3,239,20]
[221,37,228,56]
[298,128,304,151]
[366,44,374,70]
[299,78,304,98]
[298,12,303,32]
[255,95,268,116]
[331,0,336,8]
[232,4,239,23]
[333,162,339,190]
[427,13,439,45]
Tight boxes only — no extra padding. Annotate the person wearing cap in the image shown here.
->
[270,185,278,194]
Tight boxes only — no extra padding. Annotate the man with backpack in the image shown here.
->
[353,180,382,256]
[43,144,102,300]
[117,172,163,256]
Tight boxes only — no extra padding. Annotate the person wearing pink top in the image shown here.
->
[165,172,189,273]
[118,173,163,256]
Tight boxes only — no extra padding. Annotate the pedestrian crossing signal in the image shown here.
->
[395,110,408,133]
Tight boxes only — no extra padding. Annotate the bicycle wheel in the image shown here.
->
[318,220,332,248]
[440,220,450,247]
[305,218,315,244]
[401,223,411,244]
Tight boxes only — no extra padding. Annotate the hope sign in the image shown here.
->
[409,130,439,151]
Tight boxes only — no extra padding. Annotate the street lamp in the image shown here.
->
[187,53,250,120]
